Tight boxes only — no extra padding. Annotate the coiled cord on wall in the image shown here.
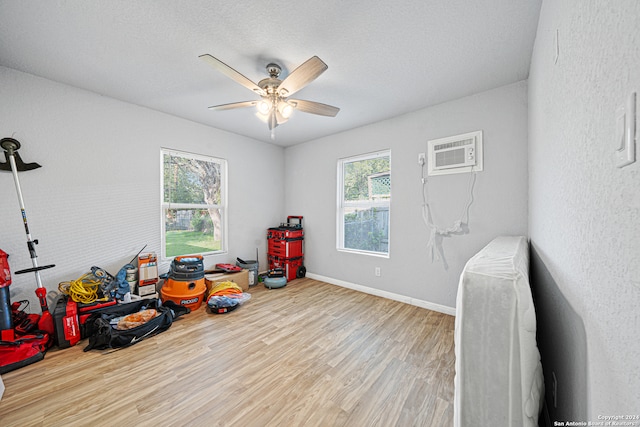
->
[421,162,477,268]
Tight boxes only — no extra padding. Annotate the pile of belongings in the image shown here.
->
[206,281,250,314]
[112,309,157,330]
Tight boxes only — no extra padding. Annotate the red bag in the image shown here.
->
[0,248,10,287]
[0,333,49,374]
[215,263,241,273]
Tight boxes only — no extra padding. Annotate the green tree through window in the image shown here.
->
[162,149,227,258]
[343,157,390,201]
[338,151,391,255]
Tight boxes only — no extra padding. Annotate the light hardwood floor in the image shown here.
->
[0,278,455,427]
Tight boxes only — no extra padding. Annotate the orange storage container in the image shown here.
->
[160,277,206,311]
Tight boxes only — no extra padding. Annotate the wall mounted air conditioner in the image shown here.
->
[427,130,483,176]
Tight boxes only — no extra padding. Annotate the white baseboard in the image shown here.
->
[306,272,456,316]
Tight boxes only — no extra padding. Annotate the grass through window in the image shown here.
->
[165,230,221,258]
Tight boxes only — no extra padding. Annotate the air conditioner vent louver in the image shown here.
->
[435,148,465,168]
[427,131,483,176]
[434,138,474,151]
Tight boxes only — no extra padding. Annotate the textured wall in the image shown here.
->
[0,67,284,307]
[529,0,640,419]
[285,82,529,310]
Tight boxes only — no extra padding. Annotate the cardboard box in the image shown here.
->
[205,269,249,293]
[138,252,158,285]
[138,283,157,297]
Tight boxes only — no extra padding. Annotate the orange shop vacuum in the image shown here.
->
[160,255,205,311]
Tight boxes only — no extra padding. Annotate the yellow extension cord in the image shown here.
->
[207,281,243,298]
[58,273,103,304]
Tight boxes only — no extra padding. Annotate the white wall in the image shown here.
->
[529,0,640,419]
[0,67,284,306]
[285,81,529,310]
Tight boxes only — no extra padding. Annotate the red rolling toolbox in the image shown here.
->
[267,216,306,281]
[268,237,303,258]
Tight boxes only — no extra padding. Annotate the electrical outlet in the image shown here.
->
[375,267,381,277]
[418,153,425,166]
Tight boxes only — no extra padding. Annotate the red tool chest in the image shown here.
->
[267,224,304,240]
[268,237,303,258]
[267,216,306,281]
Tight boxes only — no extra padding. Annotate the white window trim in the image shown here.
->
[160,148,228,260]
[336,149,391,258]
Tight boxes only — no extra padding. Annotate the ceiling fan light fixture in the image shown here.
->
[257,100,272,115]
[201,54,339,136]
[255,111,269,123]
[278,101,294,119]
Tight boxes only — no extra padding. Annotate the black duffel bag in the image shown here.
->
[83,299,189,351]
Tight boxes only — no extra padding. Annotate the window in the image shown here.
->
[161,149,227,258]
[337,150,391,256]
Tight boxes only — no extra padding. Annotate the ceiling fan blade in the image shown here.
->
[199,54,266,96]
[208,101,258,111]
[277,56,328,97]
[289,99,340,117]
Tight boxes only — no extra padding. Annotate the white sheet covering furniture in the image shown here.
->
[454,236,544,427]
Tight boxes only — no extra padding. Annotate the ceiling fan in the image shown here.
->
[199,54,340,136]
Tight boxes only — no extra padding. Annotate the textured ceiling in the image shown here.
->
[0,0,541,147]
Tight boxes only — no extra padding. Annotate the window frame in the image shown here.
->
[336,149,391,258]
[160,148,228,260]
